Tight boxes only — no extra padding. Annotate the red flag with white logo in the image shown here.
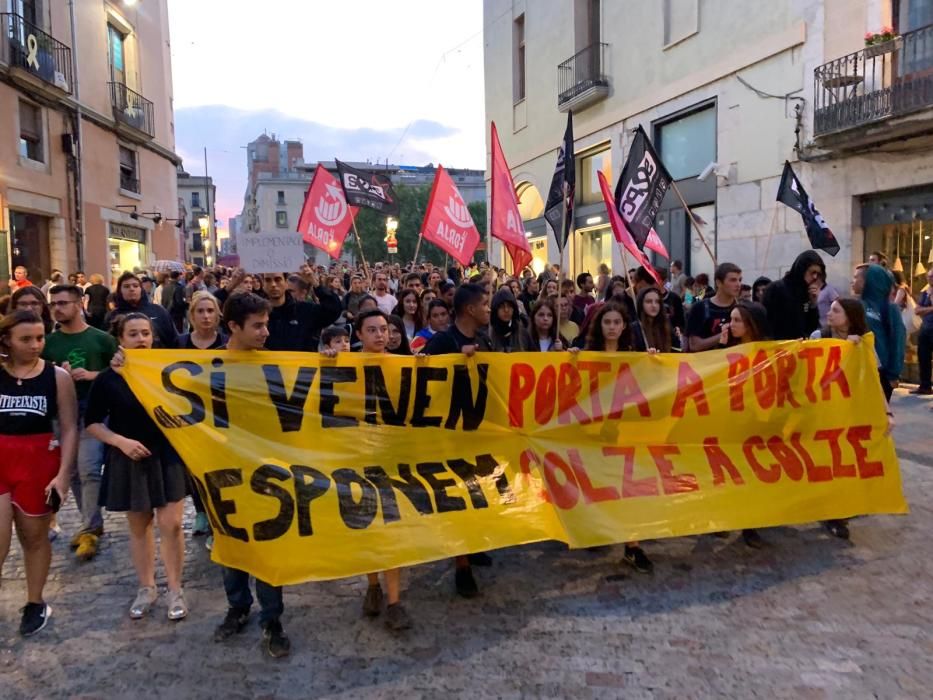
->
[420,165,480,266]
[490,122,533,274]
[598,171,663,287]
[297,164,358,260]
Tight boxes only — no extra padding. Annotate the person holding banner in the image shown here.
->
[179,292,227,350]
[686,263,742,352]
[209,292,292,658]
[321,308,413,631]
[85,313,189,621]
[583,302,654,573]
[423,284,493,597]
[636,288,676,353]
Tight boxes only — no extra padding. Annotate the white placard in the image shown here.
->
[235,231,305,274]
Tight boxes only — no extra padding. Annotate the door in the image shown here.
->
[108,24,126,86]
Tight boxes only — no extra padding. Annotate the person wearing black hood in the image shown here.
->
[488,288,527,352]
[106,272,178,348]
[260,271,342,351]
[762,251,824,340]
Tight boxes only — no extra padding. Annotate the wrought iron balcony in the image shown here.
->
[557,42,609,112]
[109,81,155,138]
[0,13,72,94]
[814,24,933,138]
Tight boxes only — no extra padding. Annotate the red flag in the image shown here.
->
[490,122,533,274]
[297,164,358,260]
[420,165,481,266]
[598,171,662,287]
[645,228,669,259]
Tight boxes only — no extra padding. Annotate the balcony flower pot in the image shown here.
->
[865,40,897,58]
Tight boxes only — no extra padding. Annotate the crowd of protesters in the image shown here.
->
[0,248,920,657]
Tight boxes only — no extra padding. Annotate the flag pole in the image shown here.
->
[411,232,423,267]
[350,217,370,279]
[670,180,717,267]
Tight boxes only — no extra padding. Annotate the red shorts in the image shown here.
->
[0,433,61,517]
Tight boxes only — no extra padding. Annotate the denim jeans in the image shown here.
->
[221,566,284,625]
[71,419,104,533]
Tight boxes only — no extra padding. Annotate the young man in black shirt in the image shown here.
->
[423,284,492,597]
[686,262,742,352]
[211,293,291,659]
[261,271,342,351]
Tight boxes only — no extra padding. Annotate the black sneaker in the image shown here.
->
[742,529,765,549]
[362,584,383,617]
[384,603,412,631]
[454,566,479,598]
[213,607,250,642]
[622,545,654,574]
[261,619,291,658]
[824,519,850,540]
[20,602,51,636]
[468,552,493,567]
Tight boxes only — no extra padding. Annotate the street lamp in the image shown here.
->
[385,217,399,259]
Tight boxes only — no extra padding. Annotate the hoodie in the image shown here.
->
[762,250,824,340]
[105,288,179,348]
[266,287,342,352]
[489,288,526,352]
[861,264,906,381]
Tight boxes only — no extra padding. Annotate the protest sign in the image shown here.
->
[122,337,907,585]
[235,231,305,274]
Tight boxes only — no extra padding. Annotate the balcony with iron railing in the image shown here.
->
[557,42,609,112]
[109,81,155,139]
[0,12,72,95]
[814,24,933,146]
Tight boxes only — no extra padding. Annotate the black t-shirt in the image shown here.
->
[423,324,492,355]
[84,284,111,314]
[85,368,165,449]
[0,361,58,435]
[179,331,228,349]
[686,298,734,344]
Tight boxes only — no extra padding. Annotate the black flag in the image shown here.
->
[614,125,672,250]
[335,159,400,215]
[543,111,575,252]
[776,161,839,256]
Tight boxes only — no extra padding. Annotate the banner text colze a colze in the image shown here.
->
[122,339,907,585]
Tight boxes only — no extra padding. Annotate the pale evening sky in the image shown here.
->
[168,0,488,226]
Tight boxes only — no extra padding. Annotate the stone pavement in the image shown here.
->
[1,392,931,699]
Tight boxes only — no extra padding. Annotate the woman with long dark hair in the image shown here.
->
[583,302,654,573]
[385,315,413,355]
[0,310,78,636]
[392,289,424,341]
[523,299,565,351]
[636,287,675,353]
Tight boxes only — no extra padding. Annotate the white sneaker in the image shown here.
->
[167,589,188,621]
[129,586,158,619]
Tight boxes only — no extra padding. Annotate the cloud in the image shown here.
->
[175,106,479,225]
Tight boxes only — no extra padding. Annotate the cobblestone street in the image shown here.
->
[1,390,931,699]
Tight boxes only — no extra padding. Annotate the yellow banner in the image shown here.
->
[121,338,907,585]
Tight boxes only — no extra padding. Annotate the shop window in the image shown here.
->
[579,147,611,204]
[276,211,288,228]
[18,100,43,162]
[119,145,139,192]
[108,223,146,276]
[656,106,715,180]
[574,225,612,277]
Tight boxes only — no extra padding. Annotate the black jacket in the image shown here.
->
[762,250,824,340]
[266,287,341,351]
[105,289,179,348]
[489,288,527,352]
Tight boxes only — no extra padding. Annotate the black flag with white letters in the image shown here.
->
[777,161,839,256]
[544,111,576,252]
[613,126,672,251]
[335,159,400,215]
